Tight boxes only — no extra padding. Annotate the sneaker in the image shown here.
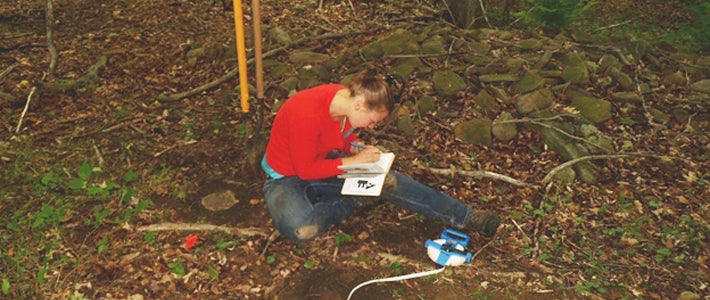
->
[468,210,501,237]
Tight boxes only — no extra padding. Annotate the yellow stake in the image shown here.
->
[232,0,249,112]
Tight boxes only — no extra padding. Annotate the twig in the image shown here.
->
[510,218,532,244]
[153,139,197,157]
[260,230,280,257]
[471,236,496,261]
[477,0,493,28]
[46,0,58,77]
[15,87,37,133]
[136,222,268,237]
[591,20,632,33]
[0,64,16,81]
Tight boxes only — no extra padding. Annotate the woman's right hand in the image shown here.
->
[343,146,381,165]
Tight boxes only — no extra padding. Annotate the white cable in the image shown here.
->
[346,266,446,300]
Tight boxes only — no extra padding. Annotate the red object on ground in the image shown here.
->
[184,235,199,250]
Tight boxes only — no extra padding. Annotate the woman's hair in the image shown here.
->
[347,68,394,113]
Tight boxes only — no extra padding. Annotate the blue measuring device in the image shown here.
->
[424,228,473,267]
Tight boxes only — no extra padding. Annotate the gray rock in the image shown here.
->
[201,190,238,212]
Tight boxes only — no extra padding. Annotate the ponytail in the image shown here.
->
[347,68,394,113]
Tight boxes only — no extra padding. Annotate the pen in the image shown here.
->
[350,141,367,149]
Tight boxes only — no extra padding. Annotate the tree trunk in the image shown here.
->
[443,0,482,29]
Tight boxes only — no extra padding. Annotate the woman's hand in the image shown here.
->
[342,145,381,165]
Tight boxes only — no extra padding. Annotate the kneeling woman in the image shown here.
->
[261,69,500,243]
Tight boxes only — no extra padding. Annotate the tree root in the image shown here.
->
[39,55,108,94]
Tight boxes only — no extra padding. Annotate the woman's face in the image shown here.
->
[351,98,389,129]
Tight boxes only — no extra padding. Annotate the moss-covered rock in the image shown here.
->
[569,94,612,124]
[515,88,554,114]
[474,89,497,112]
[514,71,545,94]
[417,95,436,115]
[454,118,492,146]
[492,112,517,142]
[433,71,467,97]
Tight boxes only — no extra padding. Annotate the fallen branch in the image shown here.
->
[541,152,670,185]
[494,116,608,152]
[157,31,366,102]
[136,222,268,237]
[416,161,536,187]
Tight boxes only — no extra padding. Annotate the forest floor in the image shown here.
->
[0,0,708,299]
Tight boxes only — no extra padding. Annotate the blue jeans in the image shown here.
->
[263,171,472,243]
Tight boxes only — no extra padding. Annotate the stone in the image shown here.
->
[492,112,517,142]
[562,52,589,84]
[433,71,467,97]
[381,30,421,56]
[396,116,415,136]
[515,38,544,51]
[417,95,436,115]
[598,54,622,73]
[690,79,710,94]
[468,40,491,54]
[515,88,554,114]
[612,92,642,104]
[201,190,239,212]
[421,35,446,54]
[609,67,634,91]
[454,118,493,146]
[478,74,519,83]
[474,89,497,111]
[267,26,293,45]
[360,40,385,59]
[390,57,422,79]
[505,57,527,73]
[552,166,577,185]
[515,71,545,94]
[648,106,671,123]
[569,95,613,124]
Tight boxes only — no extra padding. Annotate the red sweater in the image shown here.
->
[264,84,359,180]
